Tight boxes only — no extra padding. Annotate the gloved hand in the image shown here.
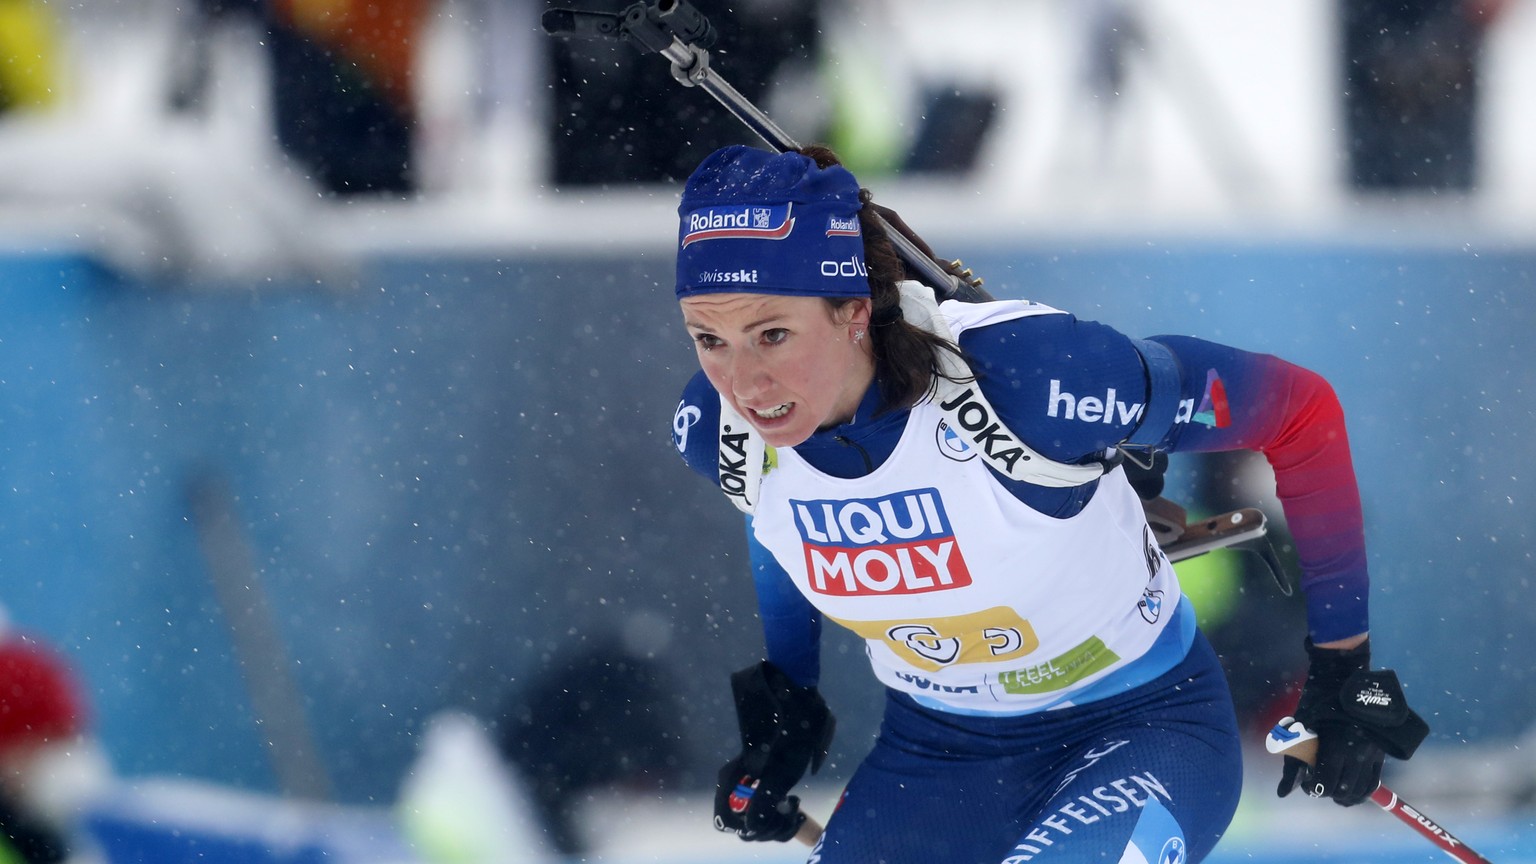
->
[1122,450,1169,501]
[713,660,835,842]
[1278,638,1430,806]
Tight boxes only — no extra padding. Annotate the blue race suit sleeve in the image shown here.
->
[672,370,721,483]
[746,517,822,687]
[672,370,824,684]
[964,312,1148,463]
[966,313,1370,642]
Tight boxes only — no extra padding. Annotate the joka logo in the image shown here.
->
[681,204,795,247]
[938,387,1029,471]
[719,423,753,504]
[791,488,973,596]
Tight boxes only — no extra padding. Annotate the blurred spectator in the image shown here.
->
[187,0,432,196]
[545,0,821,186]
[1341,0,1507,191]
[815,0,998,178]
[396,711,558,864]
[898,87,999,175]
[269,0,431,195]
[495,640,685,855]
[0,626,89,863]
[0,0,60,115]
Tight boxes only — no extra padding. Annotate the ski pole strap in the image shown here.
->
[1122,337,1183,449]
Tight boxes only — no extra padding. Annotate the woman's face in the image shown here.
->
[681,292,874,447]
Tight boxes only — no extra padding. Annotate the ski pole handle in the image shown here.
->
[1265,718,1492,864]
[795,813,824,847]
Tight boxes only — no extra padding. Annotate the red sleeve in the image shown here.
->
[1152,336,1369,643]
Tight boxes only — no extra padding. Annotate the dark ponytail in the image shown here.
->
[796,145,971,411]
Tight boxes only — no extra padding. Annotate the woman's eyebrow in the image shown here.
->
[683,314,783,332]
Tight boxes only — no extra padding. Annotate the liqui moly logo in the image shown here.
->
[791,488,973,596]
[681,204,795,247]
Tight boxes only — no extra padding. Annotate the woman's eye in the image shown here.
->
[693,333,722,351]
[763,328,789,345]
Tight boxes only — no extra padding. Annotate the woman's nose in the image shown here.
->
[728,352,770,401]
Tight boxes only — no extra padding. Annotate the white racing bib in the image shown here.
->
[748,376,1179,714]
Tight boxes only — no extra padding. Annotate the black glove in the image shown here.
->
[1278,638,1430,806]
[1122,450,1168,501]
[713,660,835,842]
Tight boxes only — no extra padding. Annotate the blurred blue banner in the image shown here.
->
[3,239,1532,802]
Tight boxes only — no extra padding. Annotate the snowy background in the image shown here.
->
[2,0,1534,862]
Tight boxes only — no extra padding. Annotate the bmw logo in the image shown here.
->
[936,420,975,462]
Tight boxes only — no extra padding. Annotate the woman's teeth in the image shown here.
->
[755,403,791,420]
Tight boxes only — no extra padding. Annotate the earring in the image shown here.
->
[853,328,866,342]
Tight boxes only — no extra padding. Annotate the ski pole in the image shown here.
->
[542,0,990,303]
[1265,718,1493,864]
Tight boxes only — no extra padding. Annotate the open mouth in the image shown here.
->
[753,403,792,420]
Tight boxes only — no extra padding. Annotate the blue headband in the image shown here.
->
[675,145,868,299]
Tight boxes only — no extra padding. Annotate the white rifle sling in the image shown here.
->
[717,396,766,514]
[897,282,1106,488]
[713,283,1105,512]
